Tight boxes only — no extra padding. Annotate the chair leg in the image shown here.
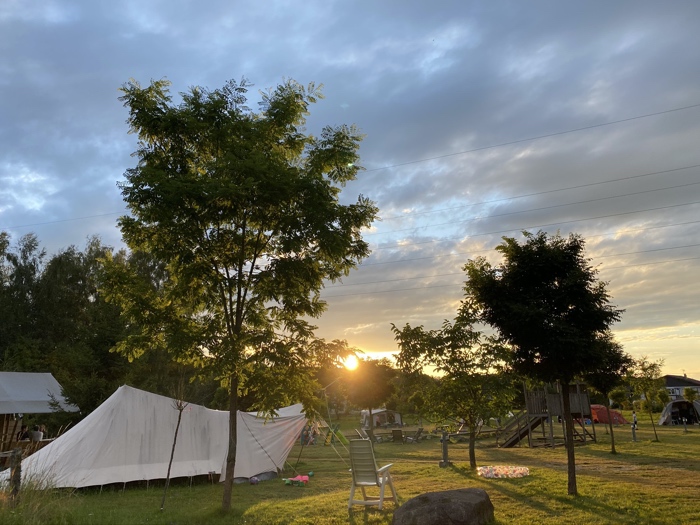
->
[348,484,356,509]
[388,476,398,502]
[382,473,397,503]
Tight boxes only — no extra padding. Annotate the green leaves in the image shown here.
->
[391,313,516,438]
[465,230,624,385]
[109,78,378,503]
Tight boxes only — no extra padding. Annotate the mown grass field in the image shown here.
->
[2,414,699,525]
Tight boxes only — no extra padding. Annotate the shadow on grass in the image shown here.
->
[348,504,396,524]
[447,463,662,525]
[448,464,555,516]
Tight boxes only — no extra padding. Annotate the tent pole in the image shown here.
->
[292,438,306,473]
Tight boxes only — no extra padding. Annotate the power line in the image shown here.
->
[322,257,700,298]
[1,212,122,231]
[370,179,700,241]
[361,202,700,266]
[371,219,700,252]
[379,163,700,222]
[364,103,700,173]
[326,244,700,289]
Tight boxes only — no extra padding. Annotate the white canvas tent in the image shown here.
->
[360,408,402,428]
[0,372,78,414]
[5,385,307,488]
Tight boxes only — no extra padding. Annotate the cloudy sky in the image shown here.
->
[2,1,699,378]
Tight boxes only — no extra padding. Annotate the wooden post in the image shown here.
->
[10,447,22,506]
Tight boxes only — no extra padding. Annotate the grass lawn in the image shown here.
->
[2,415,699,524]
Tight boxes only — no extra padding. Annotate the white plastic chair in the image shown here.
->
[348,439,397,510]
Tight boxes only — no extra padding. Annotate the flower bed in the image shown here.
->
[477,465,529,479]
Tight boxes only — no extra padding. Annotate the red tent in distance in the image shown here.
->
[590,405,629,425]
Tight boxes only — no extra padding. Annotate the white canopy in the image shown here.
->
[360,408,402,428]
[8,385,307,488]
[0,372,78,414]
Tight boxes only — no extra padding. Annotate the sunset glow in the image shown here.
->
[343,355,359,370]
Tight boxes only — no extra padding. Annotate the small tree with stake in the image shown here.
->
[582,341,633,454]
[630,356,664,441]
[161,377,188,512]
[392,302,515,469]
[464,231,624,496]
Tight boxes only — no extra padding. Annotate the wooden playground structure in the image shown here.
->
[497,383,597,448]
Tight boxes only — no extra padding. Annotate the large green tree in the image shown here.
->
[464,231,623,495]
[109,77,377,510]
[392,303,515,469]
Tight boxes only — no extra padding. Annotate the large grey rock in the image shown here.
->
[393,488,494,525]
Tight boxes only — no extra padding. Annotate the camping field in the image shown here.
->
[2,415,699,525]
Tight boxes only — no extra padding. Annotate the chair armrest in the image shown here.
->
[377,464,393,474]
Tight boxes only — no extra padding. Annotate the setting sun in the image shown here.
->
[343,355,359,370]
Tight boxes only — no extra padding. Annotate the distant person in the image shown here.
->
[632,411,638,430]
[17,425,29,441]
[30,425,44,441]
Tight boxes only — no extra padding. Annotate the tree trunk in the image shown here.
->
[468,428,477,469]
[560,382,578,496]
[221,374,239,511]
[605,405,617,454]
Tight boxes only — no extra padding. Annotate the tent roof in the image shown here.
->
[0,372,78,414]
[4,385,307,488]
[590,405,629,424]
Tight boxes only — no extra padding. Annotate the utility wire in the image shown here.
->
[364,103,700,173]
[370,180,700,240]
[380,164,700,222]
[326,244,700,289]
[361,202,700,266]
[322,257,700,298]
[371,219,700,251]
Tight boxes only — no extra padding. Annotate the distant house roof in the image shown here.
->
[0,372,79,414]
[663,375,700,389]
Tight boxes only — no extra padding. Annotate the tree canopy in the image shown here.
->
[108,77,377,510]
